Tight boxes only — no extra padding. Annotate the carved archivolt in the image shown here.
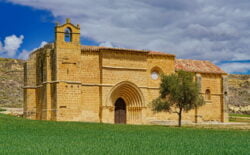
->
[106,81,145,108]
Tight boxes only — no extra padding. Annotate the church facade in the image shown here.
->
[23,19,228,124]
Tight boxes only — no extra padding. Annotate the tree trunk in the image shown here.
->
[178,108,183,127]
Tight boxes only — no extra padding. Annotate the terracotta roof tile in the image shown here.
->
[148,51,175,56]
[81,45,175,56]
[175,59,226,74]
[81,45,101,51]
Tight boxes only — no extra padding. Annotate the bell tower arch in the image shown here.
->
[55,18,80,48]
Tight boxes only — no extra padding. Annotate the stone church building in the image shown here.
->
[23,19,228,124]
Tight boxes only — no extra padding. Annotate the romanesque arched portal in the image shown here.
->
[106,81,145,124]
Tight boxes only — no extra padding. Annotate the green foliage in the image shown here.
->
[0,114,249,154]
[0,108,6,112]
[152,70,205,126]
[151,97,171,112]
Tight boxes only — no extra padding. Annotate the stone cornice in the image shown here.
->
[200,92,223,96]
[23,81,160,90]
[102,66,147,71]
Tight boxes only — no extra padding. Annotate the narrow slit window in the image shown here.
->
[64,27,72,42]
[40,59,44,82]
[205,89,211,100]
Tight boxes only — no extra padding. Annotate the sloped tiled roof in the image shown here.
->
[81,45,175,56]
[175,59,226,74]
[82,46,225,74]
[148,51,173,56]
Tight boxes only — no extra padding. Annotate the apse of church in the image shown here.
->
[23,19,228,124]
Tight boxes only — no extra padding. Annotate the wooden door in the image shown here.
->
[115,98,126,124]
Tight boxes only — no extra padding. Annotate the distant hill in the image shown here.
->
[0,58,24,107]
[0,57,249,114]
[228,74,250,114]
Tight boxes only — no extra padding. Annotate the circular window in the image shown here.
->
[151,71,159,80]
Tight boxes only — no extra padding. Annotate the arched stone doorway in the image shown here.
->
[105,81,145,124]
[114,98,126,124]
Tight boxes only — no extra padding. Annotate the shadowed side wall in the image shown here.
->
[23,45,55,120]
[23,53,37,119]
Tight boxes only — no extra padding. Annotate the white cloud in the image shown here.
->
[18,41,48,60]
[0,35,24,57]
[99,41,114,47]
[0,41,3,52]
[7,0,250,62]
[40,41,47,48]
[18,49,30,60]
[219,62,250,73]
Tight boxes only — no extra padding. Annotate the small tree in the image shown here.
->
[151,70,205,127]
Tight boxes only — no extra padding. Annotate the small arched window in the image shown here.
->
[150,66,163,80]
[40,59,44,82]
[205,89,211,100]
[64,27,72,42]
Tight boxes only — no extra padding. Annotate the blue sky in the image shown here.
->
[0,0,249,74]
[0,1,99,56]
[0,2,53,50]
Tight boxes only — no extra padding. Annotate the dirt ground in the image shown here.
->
[0,107,23,116]
[152,120,250,130]
[0,107,249,130]
[184,123,250,130]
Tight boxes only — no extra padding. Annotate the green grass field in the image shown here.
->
[0,114,249,154]
[229,113,250,118]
